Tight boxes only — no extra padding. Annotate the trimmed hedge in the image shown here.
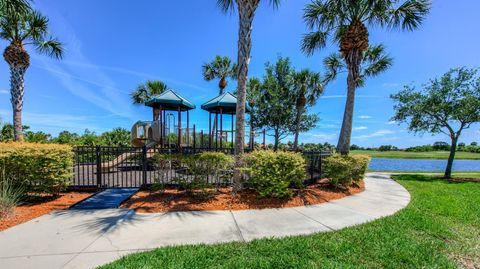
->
[0,142,73,194]
[324,154,370,187]
[246,150,306,198]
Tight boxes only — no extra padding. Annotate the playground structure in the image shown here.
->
[101,89,264,172]
[130,89,263,151]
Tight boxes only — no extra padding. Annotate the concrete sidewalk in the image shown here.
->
[0,173,410,269]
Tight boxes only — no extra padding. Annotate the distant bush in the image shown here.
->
[405,145,434,152]
[323,154,370,187]
[459,145,480,153]
[246,150,306,198]
[433,141,450,151]
[378,145,398,151]
[0,142,73,195]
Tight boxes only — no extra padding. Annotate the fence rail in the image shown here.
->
[69,146,331,189]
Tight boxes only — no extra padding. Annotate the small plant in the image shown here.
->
[323,154,370,187]
[246,150,306,198]
[0,165,23,219]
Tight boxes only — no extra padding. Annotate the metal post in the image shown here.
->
[95,145,102,188]
[219,108,223,149]
[231,114,234,149]
[208,112,211,149]
[177,106,181,148]
[215,113,218,149]
[186,110,190,146]
[193,124,196,152]
[159,105,163,148]
[142,145,147,186]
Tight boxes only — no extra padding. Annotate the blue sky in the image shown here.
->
[0,0,479,147]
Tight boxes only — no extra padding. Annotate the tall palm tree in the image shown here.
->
[0,0,30,17]
[202,55,236,95]
[130,80,169,105]
[217,0,281,190]
[301,0,430,154]
[1,10,63,141]
[292,69,323,150]
[246,77,261,148]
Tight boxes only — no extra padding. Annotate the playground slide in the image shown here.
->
[100,141,157,172]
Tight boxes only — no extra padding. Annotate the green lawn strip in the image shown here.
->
[100,175,480,269]
[368,171,480,179]
[350,150,480,160]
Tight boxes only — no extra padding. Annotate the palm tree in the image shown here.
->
[202,55,236,95]
[217,0,281,190]
[301,0,430,154]
[292,69,323,150]
[1,10,63,141]
[130,80,169,105]
[246,77,261,148]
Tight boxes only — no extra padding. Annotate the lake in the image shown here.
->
[369,158,480,171]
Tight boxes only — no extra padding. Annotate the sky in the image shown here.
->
[0,0,479,148]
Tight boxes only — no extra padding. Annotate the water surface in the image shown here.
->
[369,158,480,171]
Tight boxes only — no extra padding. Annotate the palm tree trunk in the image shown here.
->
[9,65,26,141]
[444,135,457,179]
[337,49,361,155]
[249,114,254,149]
[293,104,304,150]
[233,1,258,192]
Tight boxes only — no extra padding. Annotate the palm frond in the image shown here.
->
[361,44,393,78]
[24,10,48,41]
[323,53,344,83]
[216,0,235,13]
[34,38,63,59]
[387,0,431,31]
[301,31,328,56]
[0,0,31,17]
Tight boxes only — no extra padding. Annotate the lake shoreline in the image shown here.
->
[351,150,480,160]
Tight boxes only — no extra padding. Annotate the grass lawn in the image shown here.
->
[350,150,480,159]
[100,175,480,269]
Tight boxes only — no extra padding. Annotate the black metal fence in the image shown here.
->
[69,146,331,189]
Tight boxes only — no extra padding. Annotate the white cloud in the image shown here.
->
[0,89,8,94]
[386,120,397,125]
[354,129,395,140]
[354,126,368,131]
[358,115,372,119]
[303,132,337,142]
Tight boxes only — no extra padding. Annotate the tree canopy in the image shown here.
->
[391,67,480,178]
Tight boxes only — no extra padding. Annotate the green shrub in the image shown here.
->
[0,142,73,195]
[246,150,306,198]
[324,154,370,187]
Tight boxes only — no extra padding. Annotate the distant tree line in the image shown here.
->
[349,141,479,153]
[0,121,131,147]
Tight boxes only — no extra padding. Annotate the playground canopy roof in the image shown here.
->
[145,89,196,111]
[201,92,251,114]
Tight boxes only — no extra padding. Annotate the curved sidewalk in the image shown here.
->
[0,173,410,269]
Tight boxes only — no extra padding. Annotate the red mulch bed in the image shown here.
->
[121,179,365,213]
[0,192,93,231]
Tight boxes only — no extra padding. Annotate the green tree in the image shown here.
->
[254,57,318,150]
[0,122,29,141]
[391,67,480,179]
[130,80,169,105]
[78,129,102,146]
[246,77,262,148]
[100,128,131,147]
[302,0,430,155]
[52,130,80,145]
[24,131,51,143]
[292,69,323,150]
[217,0,281,189]
[202,55,236,95]
[1,9,63,141]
